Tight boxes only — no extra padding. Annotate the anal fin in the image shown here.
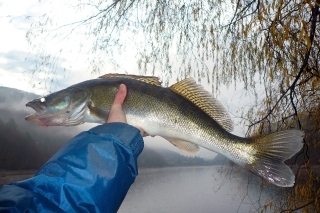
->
[164,138,200,154]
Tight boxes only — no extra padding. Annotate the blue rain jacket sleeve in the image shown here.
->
[0,123,144,213]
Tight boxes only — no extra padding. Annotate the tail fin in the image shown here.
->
[246,129,304,187]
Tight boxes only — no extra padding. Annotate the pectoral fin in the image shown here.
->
[164,138,200,154]
[85,104,109,123]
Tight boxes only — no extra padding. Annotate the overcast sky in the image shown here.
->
[0,0,96,94]
[0,0,255,158]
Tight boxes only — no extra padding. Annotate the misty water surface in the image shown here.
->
[119,166,280,213]
[1,166,282,213]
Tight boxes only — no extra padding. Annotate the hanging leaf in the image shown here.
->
[305,33,312,50]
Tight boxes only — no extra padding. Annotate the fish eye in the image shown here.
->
[40,97,46,103]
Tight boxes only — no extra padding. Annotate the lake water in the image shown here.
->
[1,166,284,212]
[119,166,282,213]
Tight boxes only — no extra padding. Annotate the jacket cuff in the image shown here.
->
[90,123,144,157]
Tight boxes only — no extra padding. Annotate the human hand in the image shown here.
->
[107,84,148,137]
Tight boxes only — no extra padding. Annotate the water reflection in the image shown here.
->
[119,166,281,213]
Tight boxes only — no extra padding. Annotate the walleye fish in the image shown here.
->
[26,74,304,187]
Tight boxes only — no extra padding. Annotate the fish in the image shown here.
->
[25,74,304,187]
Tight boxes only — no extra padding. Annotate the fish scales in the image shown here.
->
[116,78,248,160]
[25,74,304,187]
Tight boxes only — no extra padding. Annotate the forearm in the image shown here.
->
[0,123,144,213]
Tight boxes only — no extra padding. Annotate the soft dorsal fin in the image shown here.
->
[170,78,234,132]
[164,137,200,154]
[99,73,162,87]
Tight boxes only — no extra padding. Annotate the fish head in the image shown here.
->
[25,87,90,127]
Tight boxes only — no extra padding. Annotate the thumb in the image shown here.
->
[106,84,127,123]
[113,84,127,106]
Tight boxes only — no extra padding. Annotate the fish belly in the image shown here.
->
[126,113,227,155]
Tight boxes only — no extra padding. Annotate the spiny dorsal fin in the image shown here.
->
[164,137,200,154]
[170,78,234,132]
[99,73,162,87]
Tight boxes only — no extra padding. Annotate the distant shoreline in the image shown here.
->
[0,170,37,187]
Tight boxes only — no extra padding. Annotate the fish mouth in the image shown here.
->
[25,101,53,126]
[25,113,52,127]
[25,110,68,127]
[25,113,38,121]
[26,101,40,122]
[26,100,46,114]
